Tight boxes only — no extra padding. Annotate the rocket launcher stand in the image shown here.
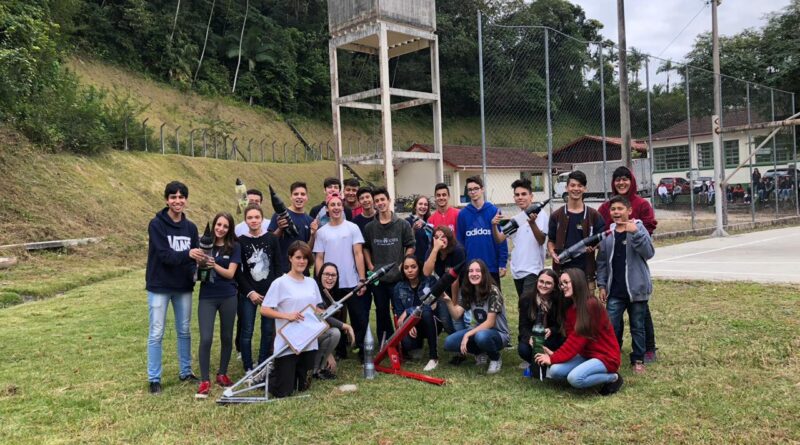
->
[217,262,396,405]
[372,266,461,386]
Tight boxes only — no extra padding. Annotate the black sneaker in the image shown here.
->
[599,374,624,396]
[149,381,162,394]
[179,373,199,382]
[319,369,337,380]
[448,354,467,366]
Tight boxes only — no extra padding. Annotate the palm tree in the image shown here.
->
[628,47,645,84]
[226,29,272,104]
[657,59,674,93]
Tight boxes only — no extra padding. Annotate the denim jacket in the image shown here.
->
[596,220,655,302]
[392,276,437,318]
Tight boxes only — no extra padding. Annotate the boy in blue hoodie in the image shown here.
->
[456,176,508,289]
[596,195,655,374]
[146,181,205,394]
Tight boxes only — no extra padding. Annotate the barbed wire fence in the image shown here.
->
[479,13,799,234]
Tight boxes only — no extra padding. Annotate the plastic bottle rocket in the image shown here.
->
[269,185,299,237]
[235,178,247,215]
[196,223,216,283]
[363,323,376,380]
[531,309,547,381]
[556,229,612,264]
[499,198,551,236]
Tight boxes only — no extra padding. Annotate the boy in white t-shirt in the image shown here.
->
[312,193,368,359]
[491,178,549,299]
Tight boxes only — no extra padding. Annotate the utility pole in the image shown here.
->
[711,0,728,237]
[617,0,632,169]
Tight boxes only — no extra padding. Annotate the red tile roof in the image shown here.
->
[553,135,648,156]
[408,143,555,170]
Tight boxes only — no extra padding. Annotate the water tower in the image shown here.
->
[328,0,444,201]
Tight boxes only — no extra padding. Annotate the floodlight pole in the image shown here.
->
[711,0,727,237]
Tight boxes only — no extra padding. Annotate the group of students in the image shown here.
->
[145,165,658,399]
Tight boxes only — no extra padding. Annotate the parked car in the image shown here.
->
[658,177,691,195]
[763,167,797,181]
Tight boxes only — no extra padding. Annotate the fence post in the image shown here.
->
[223,136,229,160]
[175,126,181,155]
[771,88,778,218]
[645,56,654,206]
[478,10,488,187]
[142,118,149,152]
[746,82,755,223]
[248,138,253,161]
[600,44,608,200]
[202,130,207,157]
[272,141,276,162]
[213,134,218,158]
[283,142,288,162]
[160,123,166,154]
[259,139,265,162]
[189,129,196,157]
[124,117,129,151]
[544,28,554,204]
[792,92,798,216]
[231,137,238,160]
[294,143,299,163]
[685,65,695,230]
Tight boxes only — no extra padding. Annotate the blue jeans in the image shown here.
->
[606,296,646,363]
[238,294,275,371]
[147,291,193,382]
[444,328,504,361]
[644,302,656,353]
[547,355,617,388]
[400,306,439,360]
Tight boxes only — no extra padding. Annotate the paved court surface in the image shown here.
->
[650,226,800,284]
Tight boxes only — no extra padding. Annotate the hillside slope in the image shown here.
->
[0,125,381,300]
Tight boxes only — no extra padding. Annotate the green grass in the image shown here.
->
[1,270,798,444]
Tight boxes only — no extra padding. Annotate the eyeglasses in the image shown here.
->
[467,187,481,193]
[538,280,554,287]
[322,273,337,278]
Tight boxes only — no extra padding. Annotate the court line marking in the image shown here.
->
[649,235,786,264]
[651,268,800,278]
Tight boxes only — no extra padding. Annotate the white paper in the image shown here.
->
[277,305,329,354]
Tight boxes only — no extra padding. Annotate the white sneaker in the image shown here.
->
[487,358,503,375]
[423,359,438,372]
[519,360,531,369]
[475,353,488,366]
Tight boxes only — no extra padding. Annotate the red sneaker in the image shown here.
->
[632,361,646,374]
[195,380,210,399]
[216,374,234,388]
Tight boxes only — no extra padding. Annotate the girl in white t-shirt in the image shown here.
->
[261,241,323,398]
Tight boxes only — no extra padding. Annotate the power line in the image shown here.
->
[656,2,710,58]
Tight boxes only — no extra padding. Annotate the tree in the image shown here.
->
[657,59,675,93]
[231,0,249,93]
[193,0,215,87]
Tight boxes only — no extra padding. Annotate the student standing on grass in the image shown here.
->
[491,178,549,298]
[343,178,363,217]
[442,259,510,374]
[146,181,204,394]
[393,255,440,371]
[597,166,659,363]
[406,195,432,265]
[268,181,318,274]
[310,177,353,222]
[261,241,323,398]
[195,212,240,399]
[352,187,376,234]
[597,195,655,374]
[517,269,566,377]
[234,189,270,237]
[313,193,367,359]
[456,176,508,289]
[236,204,281,375]
[313,263,356,380]
[363,187,416,345]
[547,170,605,291]
[534,269,623,396]
[428,183,459,233]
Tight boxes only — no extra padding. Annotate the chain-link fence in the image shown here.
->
[478,13,798,234]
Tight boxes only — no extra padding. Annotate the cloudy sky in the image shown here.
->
[570,0,792,63]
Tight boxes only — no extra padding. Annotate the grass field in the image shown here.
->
[1,268,798,444]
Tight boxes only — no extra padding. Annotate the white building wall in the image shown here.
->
[394,160,440,200]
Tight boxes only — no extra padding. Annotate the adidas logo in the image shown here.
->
[465,228,492,237]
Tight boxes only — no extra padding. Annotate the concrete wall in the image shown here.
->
[328,0,436,32]
[395,160,439,200]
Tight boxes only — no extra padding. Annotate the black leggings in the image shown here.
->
[198,296,237,381]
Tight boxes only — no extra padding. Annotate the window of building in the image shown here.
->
[696,140,739,169]
[654,145,690,172]
[443,173,453,187]
[754,133,793,164]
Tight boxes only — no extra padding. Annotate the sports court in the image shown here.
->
[649,225,800,284]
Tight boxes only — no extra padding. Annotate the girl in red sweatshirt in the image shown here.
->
[534,268,624,395]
